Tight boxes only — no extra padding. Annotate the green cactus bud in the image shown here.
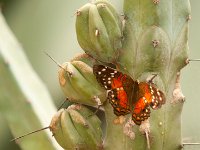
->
[50,105,103,150]
[76,3,95,56]
[58,61,106,106]
[71,53,97,68]
[76,0,122,63]
[50,108,85,149]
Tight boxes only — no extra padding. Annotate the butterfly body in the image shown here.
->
[93,65,165,125]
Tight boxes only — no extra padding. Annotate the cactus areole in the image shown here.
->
[57,0,191,150]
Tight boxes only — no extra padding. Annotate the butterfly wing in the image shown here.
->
[132,82,166,125]
[93,65,132,115]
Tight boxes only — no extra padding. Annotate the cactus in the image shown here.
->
[70,0,191,150]
[0,0,192,149]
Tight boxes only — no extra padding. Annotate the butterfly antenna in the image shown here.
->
[11,126,50,142]
[44,51,72,75]
[148,74,158,83]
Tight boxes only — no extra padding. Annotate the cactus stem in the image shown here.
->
[152,40,160,48]
[172,72,185,103]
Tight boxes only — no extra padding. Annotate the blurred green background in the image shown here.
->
[0,0,199,150]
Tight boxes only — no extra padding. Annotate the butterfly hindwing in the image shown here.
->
[131,82,166,125]
[149,84,166,109]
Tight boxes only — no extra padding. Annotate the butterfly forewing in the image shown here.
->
[93,65,121,90]
[149,84,166,109]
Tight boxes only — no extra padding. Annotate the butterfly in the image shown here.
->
[93,64,166,125]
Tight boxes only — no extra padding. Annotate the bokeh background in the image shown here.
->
[0,0,199,149]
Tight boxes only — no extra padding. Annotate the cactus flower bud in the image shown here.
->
[58,60,106,106]
[50,105,103,150]
[76,0,122,63]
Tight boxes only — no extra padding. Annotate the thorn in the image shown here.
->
[182,142,200,146]
[145,130,150,149]
[188,59,200,61]
[139,120,150,149]
[44,51,72,76]
[57,98,69,110]
[185,58,200,65]
[11,126,50,142]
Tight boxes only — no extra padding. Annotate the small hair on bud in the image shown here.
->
[44,51,72,76]
[11,126,50,142]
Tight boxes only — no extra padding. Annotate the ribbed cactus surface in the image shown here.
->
[55,0,191,150]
